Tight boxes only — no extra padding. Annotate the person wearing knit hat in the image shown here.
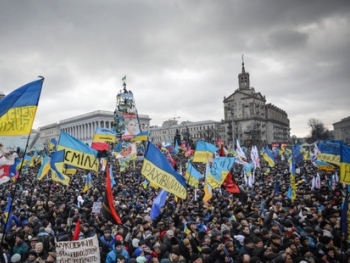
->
[28,249,38,261]
[190,254,201,263]
[47,252,57,262]
[169,248,186,263]
[170,237,179,248]
[239,237,254,257]
[10,254,21,263]
[35,241,48,260]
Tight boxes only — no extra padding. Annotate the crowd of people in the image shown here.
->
[0,145,349,263]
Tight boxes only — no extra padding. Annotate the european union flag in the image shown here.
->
[292,144,303,165]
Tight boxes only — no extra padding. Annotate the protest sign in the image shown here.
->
[92,202,102,214]
[56,235,100,263]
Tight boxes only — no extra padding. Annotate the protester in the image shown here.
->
[0,142,348,263]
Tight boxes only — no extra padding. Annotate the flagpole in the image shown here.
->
[0,132,32,247]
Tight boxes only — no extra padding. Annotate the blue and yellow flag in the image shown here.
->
[142,142,187,199]
[185,161,203,188]
[314,160,334,171]
[130,131,149,142]
[58,131,98,172]
[193,141,218,163]
[83,173,93,192]
[23,155,32,167]
[48,138,57,152]
[206,157,236,189]
[37,155,50,181]
[203,161,212,203]
[0,78,43,136]
[263,146,275,167]
[64,164,77,175]
[93,127,116,143]
[50,150,70,186]
[340,143,350,184]
[3,194,13,233]
[279,145,285,156]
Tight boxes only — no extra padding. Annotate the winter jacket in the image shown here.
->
[106,247,130,263]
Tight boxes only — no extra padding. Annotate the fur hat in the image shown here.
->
[35,242,43,250]
[10,254,21,263]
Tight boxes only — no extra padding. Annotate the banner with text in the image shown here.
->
[56,235,100,263]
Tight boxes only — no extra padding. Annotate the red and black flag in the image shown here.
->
[101,164,122,225]
[223,170,240,194]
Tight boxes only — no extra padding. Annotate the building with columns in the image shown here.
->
[222,59,290,147]
[149,119,222,145]
[333,116,350,145]
[39,110,151,146]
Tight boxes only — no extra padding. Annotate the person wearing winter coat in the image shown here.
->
[106,240,130,263]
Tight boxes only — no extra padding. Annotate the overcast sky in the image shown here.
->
[1,0,349,137]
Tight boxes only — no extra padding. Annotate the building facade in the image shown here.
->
[39,110,151,146]
[222,60,290,147]
[149,119,222,145]
[333,116,350,145]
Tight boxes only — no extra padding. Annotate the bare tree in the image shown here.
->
[306,118,330,143]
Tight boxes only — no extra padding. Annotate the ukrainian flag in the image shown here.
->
[203,161,212,203]
[50,150,70,186]
[23,155,32,167]
[0,78,43,136]
[340,144,350,184]
[64,164,77,175]
[142,142,187,199]
[93,127,116,143]
[279,145,285,156]
[48,138,57,152]
[3,194,13,233]
[37,155,50,181]
[263,146,275,167]
[185,161,203,188]
[142,179,149,189]
[130,131,149,142]
[58,131,98,172]
[83,173,93,192]
[193,141,218,163]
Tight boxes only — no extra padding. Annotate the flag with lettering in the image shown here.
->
[142,142,187,199]
[130,131,149,142]
[340,144,350,184]
[58,131,98,172]
[192,141,218,163]
[93,127,116,143]
[0,78,43,136]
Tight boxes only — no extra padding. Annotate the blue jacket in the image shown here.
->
[100,235,116,251]
[106,247,129,263]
